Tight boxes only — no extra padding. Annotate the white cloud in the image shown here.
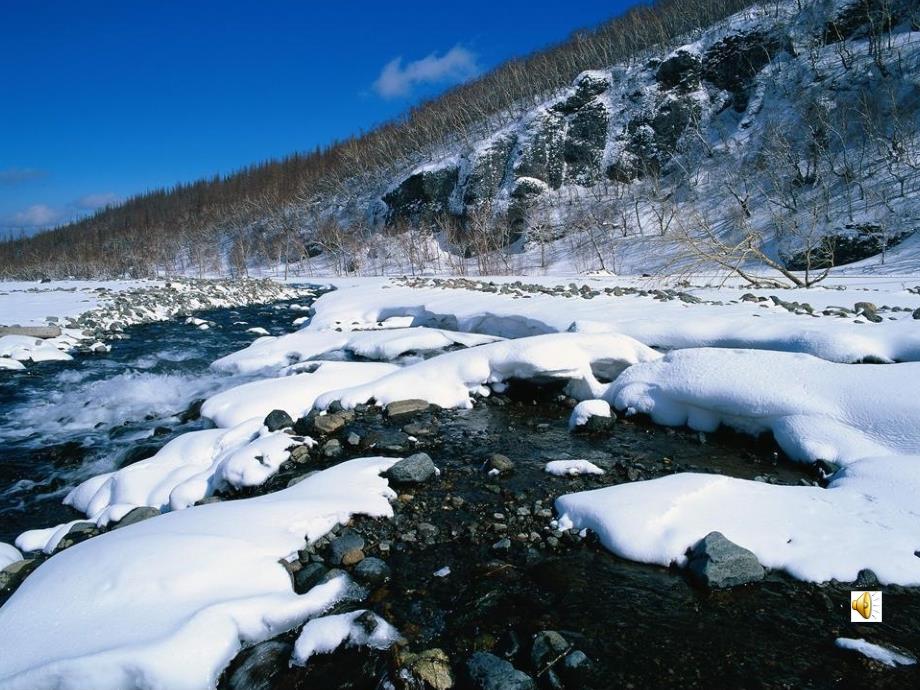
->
[76,192,120,210]
[373,45,479,99]
[11,204,61,228]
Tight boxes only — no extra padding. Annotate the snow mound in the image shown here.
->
[316,332,661,410]
[212,326,502,374]
[0,335,72,363]
[835,638,916,667]
[202,361,399,428]
[555,455,920,585]
[545,460,605,476]
[291,611,401,666]
[568,399,611,429]
[0,359,25,371]
[31,419,303,537]
[0,456,398,690]
[608,348,920,465]
[0,543,21,570]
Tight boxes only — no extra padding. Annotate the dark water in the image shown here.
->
[0,296,314,544]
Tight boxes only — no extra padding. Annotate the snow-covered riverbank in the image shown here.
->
[1,274,919,688]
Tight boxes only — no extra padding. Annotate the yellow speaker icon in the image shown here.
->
[852,591,872,620]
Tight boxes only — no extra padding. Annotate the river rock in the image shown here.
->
[467,652,534,690]
[294,562,328,594]
[0,558,39,592]
[486,454,515,474]
[111,506,161,530]
[313,413,346,435]
[531,630,570,670]
[687,531,764,588]
[386,452,437,484]
[353,556,391,585]
[386,399,430,419]
[330,530,365,565]
[263,409,294,432]
[290,444,311,463]
[225,639,292,690]
[400,648,454,690]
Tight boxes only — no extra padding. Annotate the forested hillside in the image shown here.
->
[2,0,918,282]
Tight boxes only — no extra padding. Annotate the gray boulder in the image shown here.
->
[386,452,437,485]
[112,506,161,530]
[467,652,534,690]
[293,562,328,594]
[386,399,430,419]
[687,531,764,588]
[263,409,293,432]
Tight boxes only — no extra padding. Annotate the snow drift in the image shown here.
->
[0,456,398,690]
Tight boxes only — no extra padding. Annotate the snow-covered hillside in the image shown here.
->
[288,0,920,279]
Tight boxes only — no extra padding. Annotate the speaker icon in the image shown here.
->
[850,591,882,623]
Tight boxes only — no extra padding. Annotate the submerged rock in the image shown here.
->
[531,630,570,670]
[225,639,292,690]
[486,453,515,474]
[687,531,764,588]
[400,648,455,690]
[467,652,534,690]
[330,530,365,566]
[353,557,391,585]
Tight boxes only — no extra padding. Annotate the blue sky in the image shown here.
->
[0,0,637,235]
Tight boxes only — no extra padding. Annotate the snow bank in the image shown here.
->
[307,280,920,364]
[0,456,398,690]
[545,460,605,476]
[211,326,501,374]
[608,348,920,465]
[0,543,21,570]
[568,399,611,429]
[290,611,401,666]
[0,359,25,371]
[0,335,72,363]
[47,419,299,533]
[555,455,920,584]
[315,332,661,410]
[202,361,399,428]
[835,638,916,667]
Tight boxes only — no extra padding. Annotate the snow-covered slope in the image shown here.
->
[279,0,920,278]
